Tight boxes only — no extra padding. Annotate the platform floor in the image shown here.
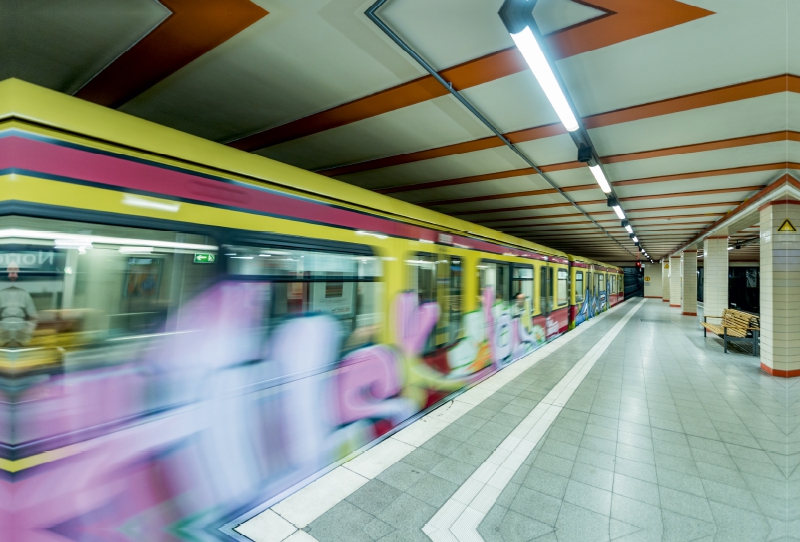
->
[238,299,799,542]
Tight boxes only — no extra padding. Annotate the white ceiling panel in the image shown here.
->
[334,146,527,190]
[4,0,168,94]
[556,0,788,117]
[257,94,493,170]
[605,141,798,182]
[615,171,774,199]
[589,93,795,157]
[122,0,428,142]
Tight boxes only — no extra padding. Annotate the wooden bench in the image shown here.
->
[701,309,760,356]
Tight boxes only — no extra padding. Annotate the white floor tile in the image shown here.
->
[235,510,296,542]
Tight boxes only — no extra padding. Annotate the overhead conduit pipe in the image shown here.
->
[364,0,637,259]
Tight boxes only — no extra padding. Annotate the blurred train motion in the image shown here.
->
[0,80,622,540]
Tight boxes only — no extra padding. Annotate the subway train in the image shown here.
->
[0,80,622,540]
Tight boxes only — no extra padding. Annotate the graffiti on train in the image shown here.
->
[572,279,611,328]
[1,282,561,541]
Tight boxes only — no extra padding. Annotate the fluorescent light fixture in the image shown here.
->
[122,195,180,213]
[510,26,579,132]
[632,236,638,242]
[0,229,217,251]
[728,246,734,250]
[119,246,153,254]
[612,205,626,220]
[625,225,633,234]
[356,230,388,240]
[589,165,612,193]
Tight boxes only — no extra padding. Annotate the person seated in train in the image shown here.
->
[0,262,39,347]
[513,292,527,317]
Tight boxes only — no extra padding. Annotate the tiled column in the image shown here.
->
[703,237,729,320]
[681,250,698,316]
[662,260,670,302]
[669,255,681,307]
[760,200,800,376]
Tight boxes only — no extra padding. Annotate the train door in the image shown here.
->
[540,264,556,339]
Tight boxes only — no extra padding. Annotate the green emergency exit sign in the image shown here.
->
[194,253,217,264]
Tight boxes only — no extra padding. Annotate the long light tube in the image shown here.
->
[612,205,626,220]
[510,26,579,132]
[624,224,633,234]
[632,236,638,243]
[0,229,217,251]
[589,165,612,193]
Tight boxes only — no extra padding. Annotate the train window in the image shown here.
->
[407,253,462,351]
[574,271,584,302]
[441,256,462,346]
[512,265,533,316]
[557,268,568,306]
[407,252,437,303]
[539,266,554,313]
[598,273,606,293]
[0,216,218,362]
[478,261,510,303]
[227,243,382,351]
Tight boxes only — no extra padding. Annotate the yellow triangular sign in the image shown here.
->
[778,219,797,232]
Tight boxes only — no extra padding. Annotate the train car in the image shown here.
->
[0,80,619,540]
[567,255,624,329]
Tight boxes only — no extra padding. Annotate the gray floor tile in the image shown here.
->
[437,423,476,442]
[401,447,446,472]
[307,500,375,542]
[564,479,612,516]
[701,479,760,510]
[405,473,458,508]
[615,456,658,484]
[429,457,474,485]
[347,479,402,516]
[533,451,575,477]
[571,461,615,492]
[613,473,660,506]
[420,434,461,455]
[375,462,424,492]
[659,487,714,522]
[555,502,611,542]
[364,518,395,540]
[660,510,717,542]
[477,505,507,542]
[449,442,492,466]
[656,467,706,497]
[500,510,553,541]
[376,493,436,531]
[708,501,772,541]
[695,461,748,489]
[523,467,569,499]
[469,429,505,451]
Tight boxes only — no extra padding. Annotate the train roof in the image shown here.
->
[0,78,569,260]
[567,254,622,271]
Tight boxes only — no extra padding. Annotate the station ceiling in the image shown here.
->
[6,0,798,264]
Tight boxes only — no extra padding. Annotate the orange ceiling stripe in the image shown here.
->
[614,162,797,187]
[423,183,597,207]
[450,189,759,218]
[583,75,798,129]
[671,174,800,253]
[453,200,607,216]
[231,1,712,152]
[76,0,268,108]
[379,167,538,195]
[376,160,581,195]
[619,185,764,203]
[602,131,800,163]
[316,74,796,178]
[423,161,782,206]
